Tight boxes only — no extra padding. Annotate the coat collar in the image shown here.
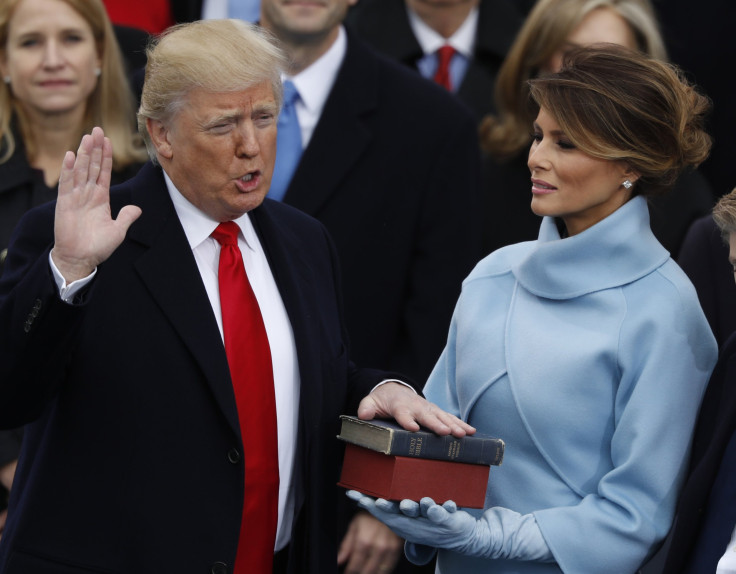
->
[118,164,325,443]
[512,196,669,299]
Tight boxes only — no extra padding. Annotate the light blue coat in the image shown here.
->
[424,197,718,574]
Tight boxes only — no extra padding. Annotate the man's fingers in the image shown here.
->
[72,133,94,191]
[337,522,355,565]
[115,205,143,234]
[97,136,114,191]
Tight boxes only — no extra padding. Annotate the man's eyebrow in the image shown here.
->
[202,112,241,127]
[253,102,280,115]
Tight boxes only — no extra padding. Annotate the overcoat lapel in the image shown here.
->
[123,165,241,438]
[248,202,324,437]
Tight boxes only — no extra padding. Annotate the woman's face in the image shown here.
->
[1,0,101,120]
[545,7,637,73]
[527,107,634,236]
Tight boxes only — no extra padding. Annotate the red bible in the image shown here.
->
[338,443,490,509]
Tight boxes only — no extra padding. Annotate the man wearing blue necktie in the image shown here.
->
[260,0,483,572]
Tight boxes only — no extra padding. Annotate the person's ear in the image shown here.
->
[620,164,640,189]
[146,118,173,160]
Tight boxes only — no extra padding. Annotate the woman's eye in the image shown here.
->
[530,131,543,142]
[557,140,576,150]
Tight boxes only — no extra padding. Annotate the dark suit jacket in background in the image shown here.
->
[654,0,736,198]
[661,333,736,572]
[677,214,736,349]
[0,163,404,574]
[345,0,523,119]
[171,0,204,23]
[282,33,482,386]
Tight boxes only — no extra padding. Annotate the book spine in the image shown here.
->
[389,431,503,466]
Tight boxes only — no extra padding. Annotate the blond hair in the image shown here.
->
[480,0,667,160]
[137,19,287,162]
[0,0,146,168]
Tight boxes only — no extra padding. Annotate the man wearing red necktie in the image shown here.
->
[0,19,473,574]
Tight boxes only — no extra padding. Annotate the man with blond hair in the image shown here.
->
[0,20,471,574]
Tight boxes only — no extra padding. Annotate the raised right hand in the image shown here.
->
[51,127,142,283]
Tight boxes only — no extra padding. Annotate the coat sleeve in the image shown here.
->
[0,204,86,428]
[532,271,717,574]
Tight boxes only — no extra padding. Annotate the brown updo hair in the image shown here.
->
[529,44,711,197]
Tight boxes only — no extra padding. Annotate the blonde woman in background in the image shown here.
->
[0,0,146,264]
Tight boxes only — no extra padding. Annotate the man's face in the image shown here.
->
[260,0,356,41]
[148,82,278,222]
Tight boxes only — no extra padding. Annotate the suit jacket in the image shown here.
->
[0,163,403,574]
[345,0,523,119]
[282,34,482,385]
[661,332,736,572]
[171,0,203,23]
[677,214,736,349]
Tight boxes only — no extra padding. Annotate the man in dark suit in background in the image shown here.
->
[0,20,472,574]
[661,188,736,573]
[258,1,482,572]
[345,0,523,119]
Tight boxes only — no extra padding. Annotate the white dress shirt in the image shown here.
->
[201,0,260,22]
[406,5,478,91]
[285,25,347,150]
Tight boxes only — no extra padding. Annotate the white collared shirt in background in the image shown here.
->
[407,5,478,92]
[202,0,260,22]
[284,25,347,150]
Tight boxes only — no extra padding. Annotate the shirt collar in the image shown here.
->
[285,25,347,118]
[162,169,256,252]
[406,5,478,58]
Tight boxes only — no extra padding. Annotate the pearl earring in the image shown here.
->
[622,180,633,190]
[3,76,10,84]
[94,68,101,77]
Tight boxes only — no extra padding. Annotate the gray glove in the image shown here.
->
[347,491,554,563]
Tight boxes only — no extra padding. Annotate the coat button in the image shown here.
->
[227,448,240,464]
[211,562,228,574]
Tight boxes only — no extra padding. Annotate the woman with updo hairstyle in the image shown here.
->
[350,45,718,574]
[478,0,713,257]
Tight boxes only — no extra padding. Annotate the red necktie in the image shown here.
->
[212,222,279,574]
[434,45,455,91]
